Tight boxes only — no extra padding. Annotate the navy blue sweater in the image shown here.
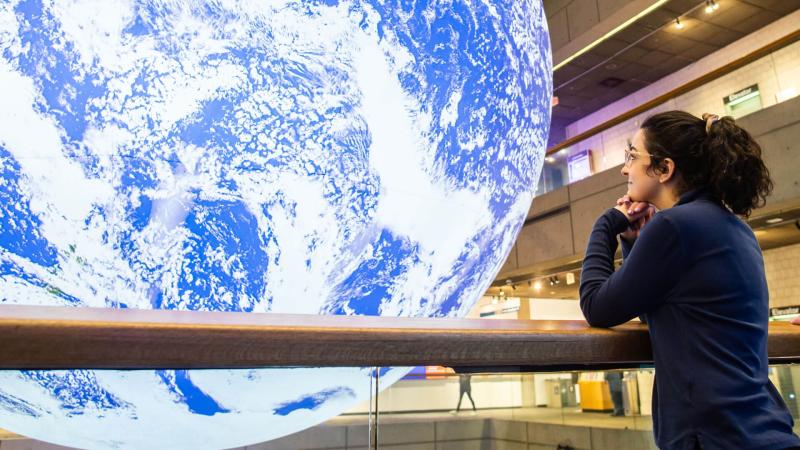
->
[580,188,800,450]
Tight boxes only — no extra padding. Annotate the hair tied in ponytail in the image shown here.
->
[702,113,719,133]
[641,110,773,217]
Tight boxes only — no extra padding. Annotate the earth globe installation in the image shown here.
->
[0,0,551,448]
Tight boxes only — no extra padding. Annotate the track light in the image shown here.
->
[674,17,684,30]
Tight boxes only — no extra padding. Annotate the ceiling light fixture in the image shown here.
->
[675,17,684,30]
[533,281,542,292]
[705,0,720,13]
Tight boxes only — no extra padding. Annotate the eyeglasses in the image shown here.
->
[623,140,647,167]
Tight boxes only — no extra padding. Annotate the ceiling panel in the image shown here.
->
[637,29,677,52]
[635,8,680,30]
[704,1,762,28]
[634,48,675,67]
[568,52,608,70]
[614,23,655,44]
[704,27,744,46]
[614,45,650,63]
[604,61,650,80]
[591,38,634,57]
[768,1,800,15]
[658,34,704,54]
[738,0,785,10]
[680,20,732,42]
[729,9,781,33]
[662,0,702,14]
[681,41,721,61]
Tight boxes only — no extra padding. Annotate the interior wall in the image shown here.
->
[763,242,800,309]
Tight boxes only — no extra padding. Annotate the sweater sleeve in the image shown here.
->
[620,236,634,260]
[619,235,647,324]
[579,208,685,328]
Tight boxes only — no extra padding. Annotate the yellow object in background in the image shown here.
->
[578,380,613,412]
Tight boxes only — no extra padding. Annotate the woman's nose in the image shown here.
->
[620,165,628,176]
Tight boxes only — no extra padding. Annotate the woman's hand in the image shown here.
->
[614,195,655,242]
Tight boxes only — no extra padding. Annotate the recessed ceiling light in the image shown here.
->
[675,18,684,30]
[598,77,624,88]
[766,218,784,224]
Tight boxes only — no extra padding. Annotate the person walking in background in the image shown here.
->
[452,373,477,415]
[605,371,625,417]
[580,111,800,450]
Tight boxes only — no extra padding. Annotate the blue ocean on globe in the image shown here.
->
[0,0,551,448]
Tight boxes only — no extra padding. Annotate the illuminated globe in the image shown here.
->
[0,0,551,448]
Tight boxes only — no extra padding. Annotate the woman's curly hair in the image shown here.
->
[640,110,773,217]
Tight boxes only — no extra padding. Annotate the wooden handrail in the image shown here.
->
[0,305,798,370]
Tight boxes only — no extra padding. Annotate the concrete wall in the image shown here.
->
[764,243,800,309]
[499,94,800,280]
[740,96,800,212]
[498,163,626,277]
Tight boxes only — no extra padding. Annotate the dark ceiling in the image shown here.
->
[548,0,800,148]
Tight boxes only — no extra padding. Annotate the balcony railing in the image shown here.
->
[1,304,798,370]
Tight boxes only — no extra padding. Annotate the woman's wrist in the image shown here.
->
[607,207,632,235]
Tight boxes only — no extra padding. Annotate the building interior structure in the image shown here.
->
[1,1,800,449]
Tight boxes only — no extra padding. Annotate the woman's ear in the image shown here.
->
[658,158,676,184]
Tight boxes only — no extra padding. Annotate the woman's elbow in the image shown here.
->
[580,296,613,328]
[584,315,613,328]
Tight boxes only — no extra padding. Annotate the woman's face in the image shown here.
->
[621,129,661,203]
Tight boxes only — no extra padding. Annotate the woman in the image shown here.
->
[580,111,800,450]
